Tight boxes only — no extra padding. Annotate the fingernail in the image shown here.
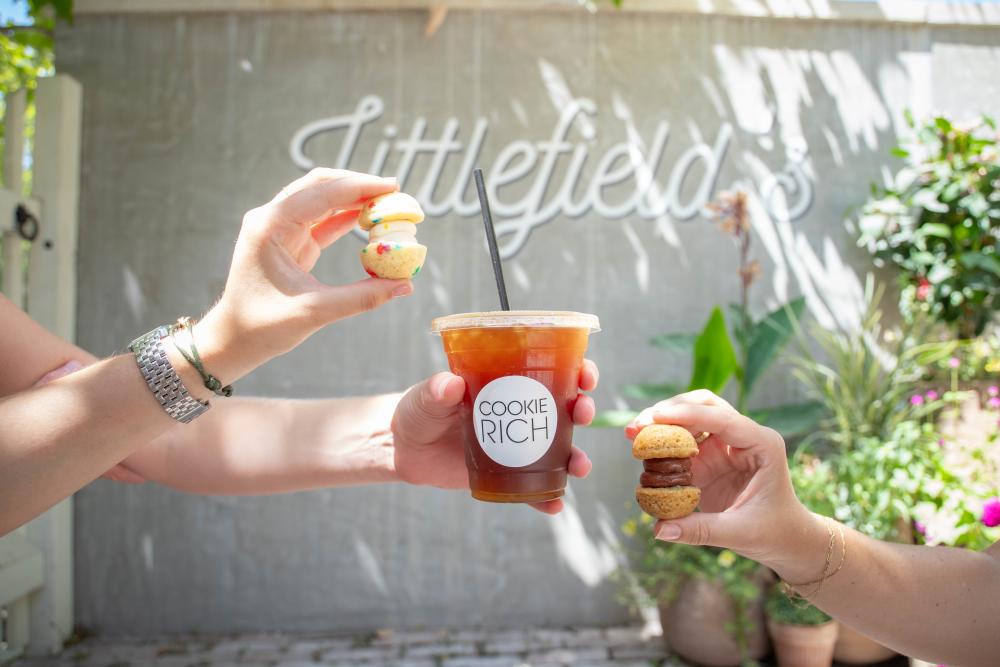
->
[431,374,449,401]
[62,360,84,372]
[391,283,413,298]
[382,176,398,186]
[656,524,682,541]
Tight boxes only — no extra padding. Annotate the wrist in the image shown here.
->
[767,508,836,584]
[190,306,257,387]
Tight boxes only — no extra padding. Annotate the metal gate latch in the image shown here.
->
[15,205,39,242]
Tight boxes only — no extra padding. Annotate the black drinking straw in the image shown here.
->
[473,168,511,311]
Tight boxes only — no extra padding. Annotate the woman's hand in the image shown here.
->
[627,390,819,571]
[193,169,411,384]
[391,360,600,515]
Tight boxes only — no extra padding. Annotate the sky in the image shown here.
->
[1,0,998,23]
[0,0,27,24]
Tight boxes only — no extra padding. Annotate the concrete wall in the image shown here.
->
[57,8,1000,636]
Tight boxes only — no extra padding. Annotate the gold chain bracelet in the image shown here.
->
[781,519,847,602]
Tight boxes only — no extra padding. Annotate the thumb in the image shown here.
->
[311,278,413,323]
[395,372,465,434]
[654,512,743,549]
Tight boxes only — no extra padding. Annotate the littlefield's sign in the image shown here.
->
[290,95,812,258]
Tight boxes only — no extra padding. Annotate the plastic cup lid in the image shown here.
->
[430,310,600,334]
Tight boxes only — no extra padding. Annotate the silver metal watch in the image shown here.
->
[130,325,209,423]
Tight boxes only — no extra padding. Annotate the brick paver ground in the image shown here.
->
[11,626,916,667]
[12,627,692,667]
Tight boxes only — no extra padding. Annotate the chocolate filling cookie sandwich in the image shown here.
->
[632,424,701,520]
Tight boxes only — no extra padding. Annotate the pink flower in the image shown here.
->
[989,386,999,397]
[948,357,961,369]
[983,498,1000,528]
[910,394,925,406]
[925,390,939,401]
[937,438,946,446]
[914,521,927,536]
[916,277,931,301]
[988,397,1000,409]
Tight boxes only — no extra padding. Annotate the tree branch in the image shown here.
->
[1,24,53,37]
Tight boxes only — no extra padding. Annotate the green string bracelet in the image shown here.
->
[170,317,233,397]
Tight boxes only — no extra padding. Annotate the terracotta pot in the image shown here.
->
[659,576,769,667]
[833,622,898,664]
[767,619,837,667]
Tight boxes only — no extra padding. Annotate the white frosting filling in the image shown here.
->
[369,221,418,244]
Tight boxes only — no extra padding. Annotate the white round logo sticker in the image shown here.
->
[474,376,557,468]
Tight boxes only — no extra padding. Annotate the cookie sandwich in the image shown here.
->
[632,424,701,520]
[358,192,427,280]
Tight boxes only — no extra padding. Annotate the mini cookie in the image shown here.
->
[636,486,702,521]
[631,424,699,460]
[361,242,427,280]
[358,192,425,231]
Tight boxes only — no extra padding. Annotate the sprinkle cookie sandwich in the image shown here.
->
[358,192,427,280]
[632,424,701,520]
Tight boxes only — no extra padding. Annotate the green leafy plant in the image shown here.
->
[617,513,763,663]
[857,112,1000,338]
[764,584,831,627]
[1,1,72,94]
[792,421,946,542]
[1,1,72,190]
[594,191,822,438]
[793,417,1000,551]
[790,280,955,452]
[925,332,1000,384]
[912,393,1000,551]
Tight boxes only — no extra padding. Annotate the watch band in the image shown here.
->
[130,325,210,423]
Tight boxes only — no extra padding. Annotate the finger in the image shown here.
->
[310,210,361,249]
[273,172,398,226]
[306,278,413,324]
[625,390,734,438]
[33,359,84,387]
[579,359,599,392]
[652,403,781,451]
[571,394,596,426]
[625,407,656,440]
[567,446,592,479]
[396,372,466,433]
[654,512,743,549]
[531,498,564,515]
[101,465,147,484]
[664,389,734,409]
[424,372,466,410]
[272,168,395,203]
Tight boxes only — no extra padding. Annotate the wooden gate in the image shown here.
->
[0,75,82,663]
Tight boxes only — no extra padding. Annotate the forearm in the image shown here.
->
[122,393,404,495]
[0,354,179,535]
[770,512,1000,666]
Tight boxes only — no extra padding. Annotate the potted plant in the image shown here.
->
[617,514,769,666]
[764,584,836,667]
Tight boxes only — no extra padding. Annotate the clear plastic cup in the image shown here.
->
[431,311,600,503]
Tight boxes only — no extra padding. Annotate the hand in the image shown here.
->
[34,361,146,484]
[626,390,816,570]
[392,360,600,515]
[194,169,411,383]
